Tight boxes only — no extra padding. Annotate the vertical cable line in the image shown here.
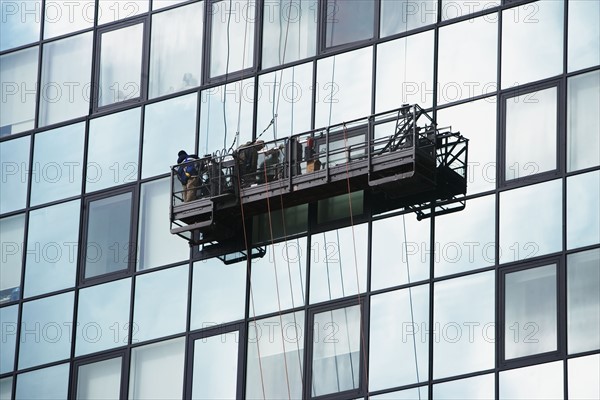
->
[222,0,233,149]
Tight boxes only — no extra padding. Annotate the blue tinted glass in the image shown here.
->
[16,363,69,399]
[567,171,600,250]
[0,0,41,51]
[0,136,30,214]
[0,214,25,304]
[0,304,18,374]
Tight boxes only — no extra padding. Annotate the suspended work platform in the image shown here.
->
[170,104,468,257]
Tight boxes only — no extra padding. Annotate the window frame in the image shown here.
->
[319,0,378,54]
[70,349,128,400]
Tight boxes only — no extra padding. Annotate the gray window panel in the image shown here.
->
[246,312,304,399]
[149,2,203,99]
[499,179,562,264]
[129,337,185,400]
[98,23,144,107]
[262,0,317,69]
[210,0,255,77]
[315,46,372,127]
[370,386,428,400]
[152,0,186,10]
[0,0,41,51]
[499,361,563,400]
[0,214,25,304]
[0,136,30,214]
[24,200,80,297]
[568,354,600,400]
[0,305,18,374]
[433,272,495,379]
[567,70,600,172]
[435,195,495,277]
[433,374,494,399]
[86,107,141,193]
[376,30,434,112]
[75,278,131,356]
[371,213,430,290]
[199,78,253,156]
[568,0,600,72]
[369,285,429,391]
[257,62,313,140]
[441,0,499,20]
[317,192,363,223]
[97,0,148,25]
[192,332,239,400]
[437,15,497,105]
[567,248,600,354]
[252,204,309,243]
[133,265,188,342]
[39,32,93,127]
[309,224,367,304]
[437,98,497,194]
[43,0,94,39]
[0,377,12,400]
[18,292,74,369]
[380,0,437,37]
[137,178,189,270]
[0,46,38,136]
[324,0,373,48]
[505,264,557,360]
[505,86,557,181]
[15,363,69,400]
[141,94,196,179]
[30,122,85,206]
[250,238,306,317]
[501,0,563,89]
[312,305,361,396]
[191,258,246,329]
[567,171,600,250]
[84,193,132,279]
[76,357,122,400]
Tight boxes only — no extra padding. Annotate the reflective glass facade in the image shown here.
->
[1,1,599,399]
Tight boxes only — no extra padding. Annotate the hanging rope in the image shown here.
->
[403,213,421,391]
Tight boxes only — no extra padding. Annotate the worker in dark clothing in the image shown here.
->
[176,150,200,202]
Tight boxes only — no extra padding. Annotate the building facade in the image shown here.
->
[0,0,599,398]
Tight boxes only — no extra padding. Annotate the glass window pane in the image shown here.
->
[317,192,363,223]
[210,0,255,77]
[567,171,600,250]
[0,214,24,304]
[371,386,428,400]
[371,214,430,290]
[312,305,361,396]
[505,87,557,180]
[435,195,495,277]
[262,0,317,68]
[43,0,94,39]
[18,292,74,369]
[380,0,437,37]
[0,305,18,374]
[501,0,563,88]
[316,47,372,127]
[75,278,131,356]
[441,0,499,20]
[309,224,367,304]
[500,361,563,400]
[149,2,203,98]
[129,337,185,400]
[505,264,557,359]
[99,23,144,107]
[567,248,600,354]
[569,354,600,400]
[98,0,148,25]
[39,32,93,127]
[438,15,497,105]
[152,0,186,10]
[0,136,29,214]
[0,377,12,400]
[568,0,600,72]
[15,363,69,400]
[325,0,373,47]
[376,30,434,112]
[30,122,84,206]
[86,107,141,192]
[193,332,239,399]
[191,258,246,329]
[142,94,196,179]
[133,265,188,342]
[0,0,41,51]
[138,178,189,270]
[499,179,562,264]
[567,70,600,172]
[433,374,494,399]
[0,46,38,136]
[434,272,495,379]
[25,200,80,297]
[369,285,429,391]
[84,193,132,279]
[76,357,122,400]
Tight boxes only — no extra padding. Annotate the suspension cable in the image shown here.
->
[403,213,421,391]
